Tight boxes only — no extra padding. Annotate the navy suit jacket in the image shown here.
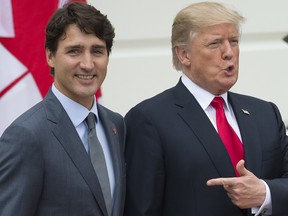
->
[124,80,288,216]
[0,89,126,216]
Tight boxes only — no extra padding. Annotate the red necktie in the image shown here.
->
[211,97,244,176]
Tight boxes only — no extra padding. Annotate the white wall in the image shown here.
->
[89,0,288,126]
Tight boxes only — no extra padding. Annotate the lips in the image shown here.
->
[226,65,234,72]
[76,74,95,80]
[223,64,234,73]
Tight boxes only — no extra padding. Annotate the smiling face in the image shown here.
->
[46,24,109,109]
[177,23,240,95]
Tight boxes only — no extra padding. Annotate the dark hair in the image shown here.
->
[45,2,115,74]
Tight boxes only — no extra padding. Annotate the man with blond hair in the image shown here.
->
[124,2,288,216]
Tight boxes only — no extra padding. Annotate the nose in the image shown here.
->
[221,41,233,60]
[80,53,94,71]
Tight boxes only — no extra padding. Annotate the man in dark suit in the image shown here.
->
[124,2,288,216]
[0,2,125,216]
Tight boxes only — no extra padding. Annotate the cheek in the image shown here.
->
[97,59,109,72]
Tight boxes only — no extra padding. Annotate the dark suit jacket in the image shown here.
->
[0,90,126,216]
[124,80,288,216]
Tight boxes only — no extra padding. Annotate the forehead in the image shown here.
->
[196,23,239,39]
[59,24,106,47]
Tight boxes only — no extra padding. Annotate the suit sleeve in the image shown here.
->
[124,107,165,216]
[0,124,43,215]
[264,102,288,215]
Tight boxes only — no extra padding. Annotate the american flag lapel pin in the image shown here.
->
[241,109,250,115]
[113,128,117,134]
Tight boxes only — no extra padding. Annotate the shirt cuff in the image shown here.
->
[251,180,272,215]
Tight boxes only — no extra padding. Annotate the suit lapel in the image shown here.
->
[44,90,108,216]
[228,93,262,177]
[98,105,123,216]
[174,81,236,177]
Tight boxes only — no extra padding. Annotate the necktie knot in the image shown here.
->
[211,97,224,110]
[86,112,96,130]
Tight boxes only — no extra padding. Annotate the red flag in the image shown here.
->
[0,0,102,135]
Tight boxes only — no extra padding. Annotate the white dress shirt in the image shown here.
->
[52,84,115,199]
[181,74,272,215]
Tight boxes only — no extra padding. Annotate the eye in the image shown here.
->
[93,49,103,54]
[207,40,220,48]
[230,38,239,46]
[92,47,107,56]
[67,49,80,55]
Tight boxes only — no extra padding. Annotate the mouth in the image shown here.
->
[75,74,96,80]
[223,65,235,75]
[226,65,234,72]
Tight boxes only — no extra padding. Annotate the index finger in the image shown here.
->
[206,177,235,187]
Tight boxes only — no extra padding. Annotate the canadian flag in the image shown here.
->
[0,0,101,135]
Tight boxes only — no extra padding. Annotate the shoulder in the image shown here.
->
[229,91,282,117]
[131,86,177,113]
[97,104,126,141]
[0,100,47,150]
[6,101,46,131]
[128,79,191,114]
[8,89,61,130]
[229,91,276,107]
[98,104,123,121]
[97,104,125,133]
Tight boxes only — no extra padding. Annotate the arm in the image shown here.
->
[264,102,288,215]
[124,107,165,216]
[207,102,288,215]
[0,125,43,215]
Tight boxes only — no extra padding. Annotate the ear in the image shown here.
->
[46,48,55,68]
[175,46,191,67]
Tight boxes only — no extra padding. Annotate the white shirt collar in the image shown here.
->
[181,73,231,112]
[52,84,99,127]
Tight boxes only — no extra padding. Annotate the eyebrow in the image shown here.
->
[91,45,107,50]
[64,45,83,51]
[64,44,107,51]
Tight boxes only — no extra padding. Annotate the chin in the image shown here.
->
[225,78,237,87]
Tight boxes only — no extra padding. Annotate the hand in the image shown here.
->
[206,160,266,209]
